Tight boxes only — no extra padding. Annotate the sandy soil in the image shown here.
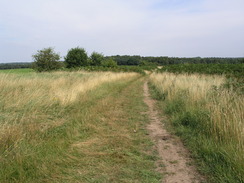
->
[143,81,203,183]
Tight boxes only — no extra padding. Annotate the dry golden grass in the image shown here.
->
[150,72,225,101]
[0,71,138,153]
[0,71,160,182]
[149,72,244,146]
[0,71,138,107]
[149,72,244,181]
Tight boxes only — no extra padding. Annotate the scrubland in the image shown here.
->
[0,71,160,182]
[149,72,244,182]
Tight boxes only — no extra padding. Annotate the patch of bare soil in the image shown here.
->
[143,82,203,183]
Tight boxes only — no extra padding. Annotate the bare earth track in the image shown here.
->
[143,81,203,183]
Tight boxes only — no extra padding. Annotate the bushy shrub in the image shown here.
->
[65,47,88,68]
[32,47,61,72]
[102,58,118,67]
[90,52,104,66]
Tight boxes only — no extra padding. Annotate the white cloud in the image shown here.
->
[0,0,244,62]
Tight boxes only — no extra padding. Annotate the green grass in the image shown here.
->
[0,72,161,182]
[0,68,34,74]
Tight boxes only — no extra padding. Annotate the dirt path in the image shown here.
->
[143,81,202,183]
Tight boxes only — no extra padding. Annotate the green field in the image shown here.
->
[0,68,33,74]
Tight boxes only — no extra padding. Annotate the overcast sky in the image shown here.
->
[0,0,244,62]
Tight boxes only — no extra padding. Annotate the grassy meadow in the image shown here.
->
[149,72,244,182]
[0,70,160,182]
[1,66,244,182]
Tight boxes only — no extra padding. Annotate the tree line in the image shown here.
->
[32,47,117,72]
[0,62,31,70]
[1,47,243,71]
[158,64,244,77]
[109,55,244,65]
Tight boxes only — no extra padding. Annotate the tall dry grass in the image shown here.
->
[149,72,244,181]
[150,72,244,144]
[0,71,138,106]
[1,70,161,182]
[0,71,138,155]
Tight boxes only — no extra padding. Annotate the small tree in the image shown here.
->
[102,58,118,67]
[65,47,88,68]
[32,47,61,72]
[90,52,104,66]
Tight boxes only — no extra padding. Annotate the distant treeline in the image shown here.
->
[158,64,244,78]
[107,55,244,65]
[0,62,32,70]
[1,56,244,69]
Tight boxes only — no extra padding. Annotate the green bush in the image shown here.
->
[32,47,61,72]
[102,58,118,67]
[65,47,88,68]
[90,52,104,66]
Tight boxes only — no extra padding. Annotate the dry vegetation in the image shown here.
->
[1,68,243,182]
[149,72,244,182]
[0,71,138,154]
[0,71,161,182]
[0,71,138,106]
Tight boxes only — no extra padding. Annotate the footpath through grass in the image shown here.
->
[149,72,244,183]
[0,72,160,182]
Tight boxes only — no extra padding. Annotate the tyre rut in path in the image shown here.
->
[143,81,203,183]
